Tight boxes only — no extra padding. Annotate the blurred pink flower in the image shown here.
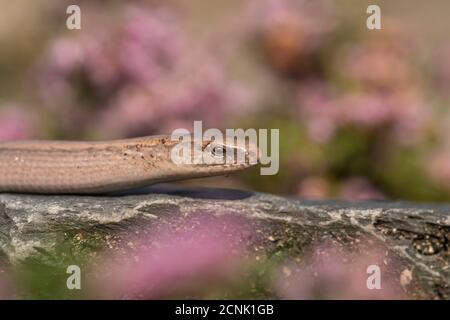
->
[296,79,339,143]
[98,52,248,137]
[426,148,450,189]
[334,29,414,89]
[45,38,85,75]
[88,215,251,299]
[338,177,385,201]
[272,241,406,299]
[296,176,330,200]
[384,90,428,145]
[434,44,450,94]
[296,81,428,145]
[34,4,251,138]
[339,90,427,145]
[118,7,182,85]
[0,266,15,299]
[338,92,392,129]
[0,106,35,141]
[288,28,429,146]
[247,0,337,73]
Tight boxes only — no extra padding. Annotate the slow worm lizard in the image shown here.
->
[0,135,258,194]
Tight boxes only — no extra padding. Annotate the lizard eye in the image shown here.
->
[211,146,226,157]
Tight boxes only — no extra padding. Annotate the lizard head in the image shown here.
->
[156,134,260,181]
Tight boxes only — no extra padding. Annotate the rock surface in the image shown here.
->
[0,185,449,299]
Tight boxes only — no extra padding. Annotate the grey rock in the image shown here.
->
[0,185,449,299]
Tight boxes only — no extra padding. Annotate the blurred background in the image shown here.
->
[1,0,450,300]
[1,0,450,201]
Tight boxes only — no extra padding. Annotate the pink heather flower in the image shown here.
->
[35,4,251,138]
[0,266,15,299]
[334,29,414,89]
[296,80,339,143]
[88,215,251,299]
[434,44,450,94]
[338,177,385,201]
[35,32,119,133]
[0,106,35,141]
[337,90,428,145]
[247,0,337,73]
[296,80,427,145]
[98,85,161,137]
[338,92,392,129]
[386,90,428,145]
[296,176,330,200]
[81,34,121,89]
[249,0,337,47]
[118,7,182,84]
[98,52,247,137]
[45,38,84,74]
[272,241,406,300]
[426,148,450,189]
